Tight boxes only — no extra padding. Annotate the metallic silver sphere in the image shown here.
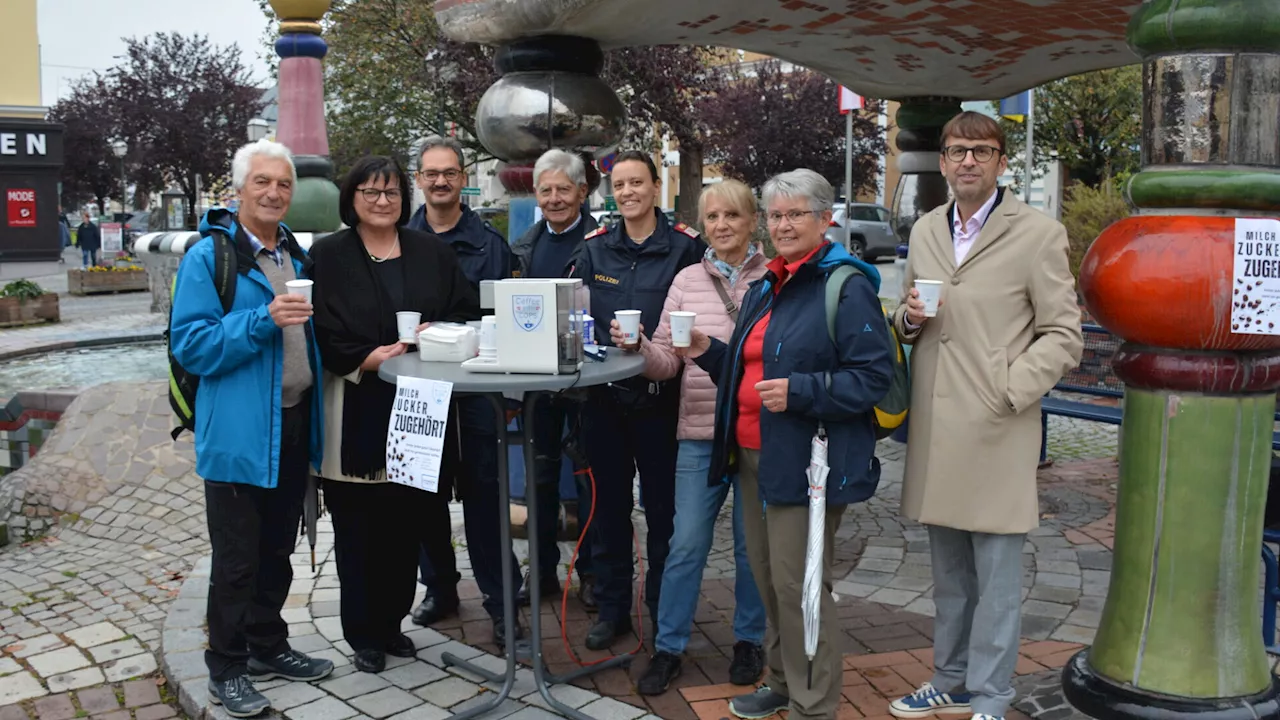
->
[475,71,626,164]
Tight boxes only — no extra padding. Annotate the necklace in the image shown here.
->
[367,238,399,263]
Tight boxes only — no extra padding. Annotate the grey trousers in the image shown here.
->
[740,448,846,720]
[927,524,1025,718]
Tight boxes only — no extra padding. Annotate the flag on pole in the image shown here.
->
[839,87,864,114]
[1000,91,1031,123]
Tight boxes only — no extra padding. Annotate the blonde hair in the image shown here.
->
[698,179,757,220]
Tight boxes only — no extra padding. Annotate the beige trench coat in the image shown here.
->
[892,190,1083,534]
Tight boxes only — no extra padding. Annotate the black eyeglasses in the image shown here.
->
[358,188,402,202]
[943,145,1001,163]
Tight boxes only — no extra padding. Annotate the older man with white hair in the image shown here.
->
[170,138,332,717]
[509,149,601,607]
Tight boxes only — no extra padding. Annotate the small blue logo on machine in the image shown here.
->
[431,382,452,405]
[512,295,544,331]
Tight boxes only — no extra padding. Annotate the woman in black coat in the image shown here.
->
[310,155,480,673]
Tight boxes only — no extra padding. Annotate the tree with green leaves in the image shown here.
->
[1001,65,1142,189]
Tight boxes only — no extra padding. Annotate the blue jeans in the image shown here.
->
[654,439,766,655]
[82,248,98,268]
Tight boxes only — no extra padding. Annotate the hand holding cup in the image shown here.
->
[609,318,645,352]
[675,328,711,359]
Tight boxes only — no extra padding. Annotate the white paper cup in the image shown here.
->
[615,310,642,348]
[915,279,944,317]
[285,279,313,303]
[669,311,696,348]
[396,311,422,343]
[479,315,497,351]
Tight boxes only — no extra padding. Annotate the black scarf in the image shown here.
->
[310,227,481,479]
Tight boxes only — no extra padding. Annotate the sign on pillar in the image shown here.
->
[6,189,35,227]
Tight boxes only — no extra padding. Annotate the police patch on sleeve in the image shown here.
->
[585,227,608,240]
[674,222,700,238]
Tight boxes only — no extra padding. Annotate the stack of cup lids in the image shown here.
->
[479,315,498,361]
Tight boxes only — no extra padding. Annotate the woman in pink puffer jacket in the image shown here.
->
[611,179,770,695]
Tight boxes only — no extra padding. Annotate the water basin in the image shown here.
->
[0,342,167,399]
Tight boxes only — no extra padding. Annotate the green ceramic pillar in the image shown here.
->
[1065,1,1280,717]
[887,97,961,243]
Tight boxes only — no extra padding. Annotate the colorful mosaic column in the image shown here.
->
[268,0,340,232]
[1065,3,1280,718]
[888,97,961,242]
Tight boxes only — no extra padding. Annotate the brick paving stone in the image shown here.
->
[91,711,130,720]
[0,705,30,720]
[47,666,106,692]
[414,677,482,707]
[76,685,122,714]
[88,638,145,663]
[285,697,361,720]
[388,705,452,720]
[124,679,162,707]
[64,622,126,649]
[7,634,66,659]
[34,693,77,720]
[28,647,91,678]
[349,687,424,719]
[101,652,157,682]
[134,705,178,720]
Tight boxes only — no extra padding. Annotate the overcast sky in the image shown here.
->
[37,0,273,106]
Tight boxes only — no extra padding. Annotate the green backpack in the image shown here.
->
[824,265,911,440]
[166,228,238,440]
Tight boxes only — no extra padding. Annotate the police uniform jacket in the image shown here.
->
[408,203,512,285]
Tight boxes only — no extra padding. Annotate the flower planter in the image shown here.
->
[67,268,148,295]
[0,293,59,327]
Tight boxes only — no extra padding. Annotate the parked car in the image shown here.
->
[590,210,622,227]
[824,203,899,260]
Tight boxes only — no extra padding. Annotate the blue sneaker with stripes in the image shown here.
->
[889,682,973,718]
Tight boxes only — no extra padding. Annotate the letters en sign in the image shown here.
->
[6,188,35,227]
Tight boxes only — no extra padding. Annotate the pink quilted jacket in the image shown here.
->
[639,248,769,440]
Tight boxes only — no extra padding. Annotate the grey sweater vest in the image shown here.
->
[256,250,314,408]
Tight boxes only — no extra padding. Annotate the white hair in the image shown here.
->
[232,139,297,190]
[533,149,587,188]
[762,168,834,214]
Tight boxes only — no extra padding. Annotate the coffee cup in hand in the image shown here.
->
[669,311,696,348]
[914,280,943,318]
[615,310,642,349]
[285,279,313,303]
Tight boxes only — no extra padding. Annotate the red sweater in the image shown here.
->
[735,243,828,449]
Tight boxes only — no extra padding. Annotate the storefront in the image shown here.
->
[0,118,64,279]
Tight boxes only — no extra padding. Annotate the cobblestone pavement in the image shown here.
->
[2,378,1126,720]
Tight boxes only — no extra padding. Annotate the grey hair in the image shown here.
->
[231,139,297,190]
[762,169,834,214]
[533,149,587,188]
[418,135,466,169]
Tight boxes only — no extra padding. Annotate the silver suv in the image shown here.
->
[824,203,899,260]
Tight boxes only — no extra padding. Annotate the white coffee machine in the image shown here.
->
[462,278,584,374]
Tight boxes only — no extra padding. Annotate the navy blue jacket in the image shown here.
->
[512,213,599,278]
[568,209,706,347]
[408,204,513,285]
[77,221,101,251]
[695,242,893,507]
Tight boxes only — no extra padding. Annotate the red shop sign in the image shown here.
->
[7,188,36,227]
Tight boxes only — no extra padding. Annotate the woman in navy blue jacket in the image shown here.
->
[683,169,893,720]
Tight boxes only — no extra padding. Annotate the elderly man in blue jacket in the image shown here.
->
[170,139,331,718]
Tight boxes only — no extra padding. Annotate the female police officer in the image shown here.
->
[569,150,705,649]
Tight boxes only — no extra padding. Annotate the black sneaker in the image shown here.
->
[729,685,790,719]
[208,675,270,718]
[247,649,334,682]
[729,641,765,686]
[637,652,682,696]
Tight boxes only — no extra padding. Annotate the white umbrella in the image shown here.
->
[802,429,830,689]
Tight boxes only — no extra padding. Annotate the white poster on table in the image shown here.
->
[1233,218,1280,335]
[385,376,453,492]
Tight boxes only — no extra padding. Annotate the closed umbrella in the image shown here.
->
[302,475,320,571]
[802,430,830,689]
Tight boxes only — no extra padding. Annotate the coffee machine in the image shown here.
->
[462,278,584,375]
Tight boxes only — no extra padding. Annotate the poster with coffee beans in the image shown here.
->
[1233,218,1280,335]
[386,376,453,492]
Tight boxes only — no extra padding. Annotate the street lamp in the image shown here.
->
[111,139,128,216]
[247,118,269,142]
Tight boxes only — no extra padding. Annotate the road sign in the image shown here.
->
[604,198,617,212]
[461,187,481,196]
[839,87,864,114]
[598,153,617,174]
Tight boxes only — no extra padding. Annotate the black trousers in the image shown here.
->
[530,396,596,581]
[418,396,520,619]
[204,395,310,682]
[324,479,422,652]
[582,388,680,624]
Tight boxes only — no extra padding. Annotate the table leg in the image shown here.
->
[523,391,635,719]
[442,393,519,719]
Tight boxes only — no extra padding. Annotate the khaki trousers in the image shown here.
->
[739,448,845,720]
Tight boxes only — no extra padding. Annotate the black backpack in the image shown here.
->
[167,227,238,440]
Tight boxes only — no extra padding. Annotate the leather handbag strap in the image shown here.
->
[712,279,739,323]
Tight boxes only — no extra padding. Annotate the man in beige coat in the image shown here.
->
[886,112,1083,720]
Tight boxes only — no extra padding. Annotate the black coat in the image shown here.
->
[310,227,480,478]
[77,222,101,251]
